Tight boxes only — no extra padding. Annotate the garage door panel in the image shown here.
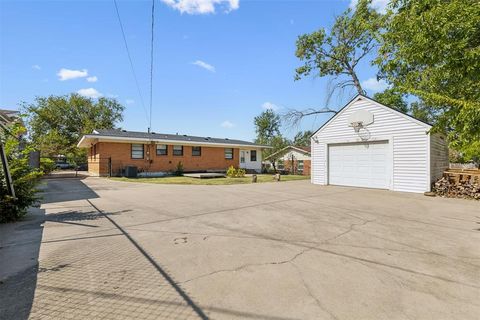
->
[328,141,389,189]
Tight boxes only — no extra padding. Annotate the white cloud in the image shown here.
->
[361,77,389,92]
[77,88,103,99]
[125,99,135,105]
[86,76,98,83]
[161,0,239,14]
[221,120,234,128]
[192,60,216,72]
[262,102,279,111]
[32,65,41,70]
[57,68,88,81]
[349,0,389,13]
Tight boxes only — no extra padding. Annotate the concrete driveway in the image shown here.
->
[1,177,479,319]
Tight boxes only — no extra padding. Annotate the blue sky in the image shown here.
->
[0,0,388,141]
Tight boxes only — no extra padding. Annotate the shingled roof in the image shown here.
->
[78,129,270,148]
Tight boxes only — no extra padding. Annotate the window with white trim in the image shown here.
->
[131,144,144,159]
[250,150,257,162]
[192,146,201,156]
[156,144,168,156]
[173,145,183,156]
[298,160,304,172]
[225,148,233,159]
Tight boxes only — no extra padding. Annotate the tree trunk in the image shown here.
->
[347,64,364,95]
[271,159,277,173]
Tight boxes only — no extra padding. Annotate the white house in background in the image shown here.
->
[264,146,311,175]
[310,94,449,193]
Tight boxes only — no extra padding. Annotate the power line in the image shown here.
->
[148,0,155,132]
[113,0,149,125]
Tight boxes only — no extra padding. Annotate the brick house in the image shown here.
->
[264,146,311,175]
[77,129,270,176]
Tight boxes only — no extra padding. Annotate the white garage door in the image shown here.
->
[328,141,389,189]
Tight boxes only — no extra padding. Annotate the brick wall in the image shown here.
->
[283,159,311,176]
[88,142,240,176]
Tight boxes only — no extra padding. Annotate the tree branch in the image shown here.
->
[283,108,337,128]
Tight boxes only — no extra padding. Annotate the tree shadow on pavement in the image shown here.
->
[39,177,99,204]
[0,207,45,320]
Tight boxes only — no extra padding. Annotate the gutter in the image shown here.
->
[77,134,272,149]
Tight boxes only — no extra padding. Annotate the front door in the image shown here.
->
[240,150,246,168]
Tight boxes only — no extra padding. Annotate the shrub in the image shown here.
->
[40,157,56,174]
[1,124,42,223]
[226,165,236,177]
[226,165,246,178]
[175,161,184,176]
[236,168,246,177]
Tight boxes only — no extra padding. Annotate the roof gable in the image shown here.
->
[312,94,432,137]
[264,145,311,160]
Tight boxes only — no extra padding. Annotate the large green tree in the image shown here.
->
[295,0,384,94]
[22,94,124,162]
[254,109,281,146]
[293,130,313,147]
[373,88,408,113]
[376,0,480,160]
[253,110,290,171]
[289,0,384,125]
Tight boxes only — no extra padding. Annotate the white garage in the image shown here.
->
[311,95,449,193]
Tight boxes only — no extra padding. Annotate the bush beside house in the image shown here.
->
[0,124,42,223]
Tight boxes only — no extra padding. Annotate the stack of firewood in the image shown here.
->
[434,176,480,199]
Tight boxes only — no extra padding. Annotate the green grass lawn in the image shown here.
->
[111,174,310,185]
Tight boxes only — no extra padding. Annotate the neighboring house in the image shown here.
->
[0,109,20,127]
[77,129,270,176]
[311,94,448,193]
[264,146,311,175]
[0,109,40,168]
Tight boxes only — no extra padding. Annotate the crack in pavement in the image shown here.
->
[180,219,376,286]
[322,219,376,243]
[181,247,315,285]
[291,263,339,320]
[180,219,376,285]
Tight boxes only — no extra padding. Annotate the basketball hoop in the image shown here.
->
[347,110,374,140]
[350,121,364,133]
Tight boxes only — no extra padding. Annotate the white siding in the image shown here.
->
[312,97,431,193]
[278,149,311,161]
[430,134,449,184]
[239,148,262,172]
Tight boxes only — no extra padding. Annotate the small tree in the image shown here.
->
[265,136,290,173]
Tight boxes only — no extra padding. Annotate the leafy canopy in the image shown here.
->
[253,109,290,168]
[22,94,124,161]
[292,130,312,147]
[254,109,281,146]
[295,0,384,94]
[373,88,408,113]
[1,123,42,222]
[376,0,480,160]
